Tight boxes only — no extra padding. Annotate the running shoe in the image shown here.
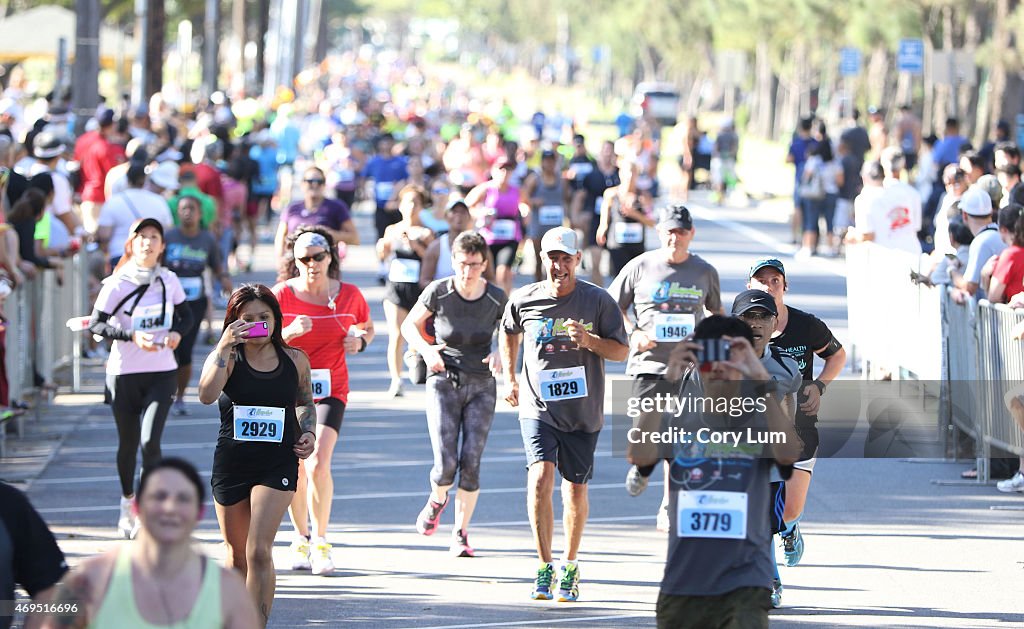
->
[117,496,134,539]
[625,465,649,497]
[656,503,670,533]
[781,523,805,567]
[450,530,475,557]
[531,563,555,600]
[770,578,783,608]
[415,495,448,536]
[172,399,189,416]
[289,538,311,571]
[557,563,580,602]
[996,471,1024,493]
[310,541,335,576]
[388,379,404,399]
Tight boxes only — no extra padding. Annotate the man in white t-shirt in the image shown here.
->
[96,163,174,268]
[846,149,922,256]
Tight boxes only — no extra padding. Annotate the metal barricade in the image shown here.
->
[0,251,91,458]
[942,287,980,440]
[975,301,1024,457]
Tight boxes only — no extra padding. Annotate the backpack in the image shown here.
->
[799,160,826,201]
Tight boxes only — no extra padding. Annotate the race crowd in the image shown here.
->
[0,54,1021,629]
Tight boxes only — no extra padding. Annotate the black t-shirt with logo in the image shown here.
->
[770,306,841,423]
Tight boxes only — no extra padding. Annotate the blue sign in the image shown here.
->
[839,48,861,77]
[898,39,925,75]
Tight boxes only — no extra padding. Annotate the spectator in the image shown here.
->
[893,104,922,171]
[839,107,870,163]
[867,106,889,158]
[798,138,843,258]
[926,223,974,286]
[787,117,818,244]
[845,150,922,257]
[75,109,125,233]
[996,163,1022,207]
[7,187,61,273]
[984,205,1024,303]
[933,166,969,257]
[1,482,68,629]
[959,151,986,184]
[950,186,1007,301]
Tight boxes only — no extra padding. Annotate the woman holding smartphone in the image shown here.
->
[88,217,192,540]
[198,284,316,627]
[274,226,374,576]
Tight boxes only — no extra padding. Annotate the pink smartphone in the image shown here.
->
[246,321,269,338]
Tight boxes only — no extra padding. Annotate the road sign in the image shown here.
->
[898,39,925,75]
[839,47,861,77]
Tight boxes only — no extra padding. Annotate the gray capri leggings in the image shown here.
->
[425,370,497,492]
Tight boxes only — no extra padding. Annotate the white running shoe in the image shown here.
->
[310,540,335,576]
[625,465,649,497]
[996,471,1024,493]
[290,538,311,571]
[117,496,134,539]
[656,503,670,533]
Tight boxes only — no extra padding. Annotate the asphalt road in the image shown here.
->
[3,191,1022,628]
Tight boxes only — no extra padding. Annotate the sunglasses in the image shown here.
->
[304,178,326,186]
[432,187,450,195]
[297,252,329,264]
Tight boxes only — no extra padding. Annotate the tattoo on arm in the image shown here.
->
[49,575,89,628]
[295,360,316,434]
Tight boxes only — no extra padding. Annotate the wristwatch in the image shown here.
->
[812,379,826,395]
[358,337,368,353]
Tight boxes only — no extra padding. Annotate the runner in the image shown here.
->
[274,166,358,259]
[522,149,571,281]
[401,231,507,556]
[362,133,409,239]
[275,227,375,575]
[377,185,435,397]
[197,284,315,627]
[466,156,527,295]
[164,196,232,416]
[653,316,802,629]
[597,157,656,277]
[500,226,628,602]
[87,218,192,539]
[572,141,620,286]
[610,205,722,532]
[420,199,496,284]
[747,258,846,606]
[43,458,258,628]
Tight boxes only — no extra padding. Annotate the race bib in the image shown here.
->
[311,369,331,399]
[375,181,395,202]
[388,258,421,283]
[676,490,748,540]
[337,168,356,183]
[594,197,603,215]
[654,313,696,342]
[538,205,564,226]
[491,219,517,241]
[131,303,171,332]
[538,366,588,402]
[179,277,204,301]
[614,222,644,244]
[232,406,285,443]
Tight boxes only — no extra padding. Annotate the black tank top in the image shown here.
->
[213,343,299,474]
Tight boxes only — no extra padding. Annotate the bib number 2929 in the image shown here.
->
[232,406,285,443]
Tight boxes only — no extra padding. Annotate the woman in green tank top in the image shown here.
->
[41,459,258,629]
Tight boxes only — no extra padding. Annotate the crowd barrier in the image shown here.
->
[0,251,90,459]
[847,242,1024,482]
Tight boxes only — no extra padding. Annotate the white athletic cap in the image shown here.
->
[540,227,580,256]
[959,186,994,217]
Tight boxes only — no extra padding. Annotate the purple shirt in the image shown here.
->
[94,269,186,375]
[281,198,351,236]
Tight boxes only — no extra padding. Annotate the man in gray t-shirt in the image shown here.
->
[611,205,723,518]
[500,227,628,603]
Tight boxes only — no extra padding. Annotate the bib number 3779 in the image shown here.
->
[232,406,285,443]
[676,490,747,540]
[538,366,588,402]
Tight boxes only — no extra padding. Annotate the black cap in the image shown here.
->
[541,149,557,159]
[656,204,693,231]
[130,217,164,237]
[731,289,778,317]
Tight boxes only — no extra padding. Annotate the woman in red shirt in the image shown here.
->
[989,208,1024,303]
[273,227,374,576]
